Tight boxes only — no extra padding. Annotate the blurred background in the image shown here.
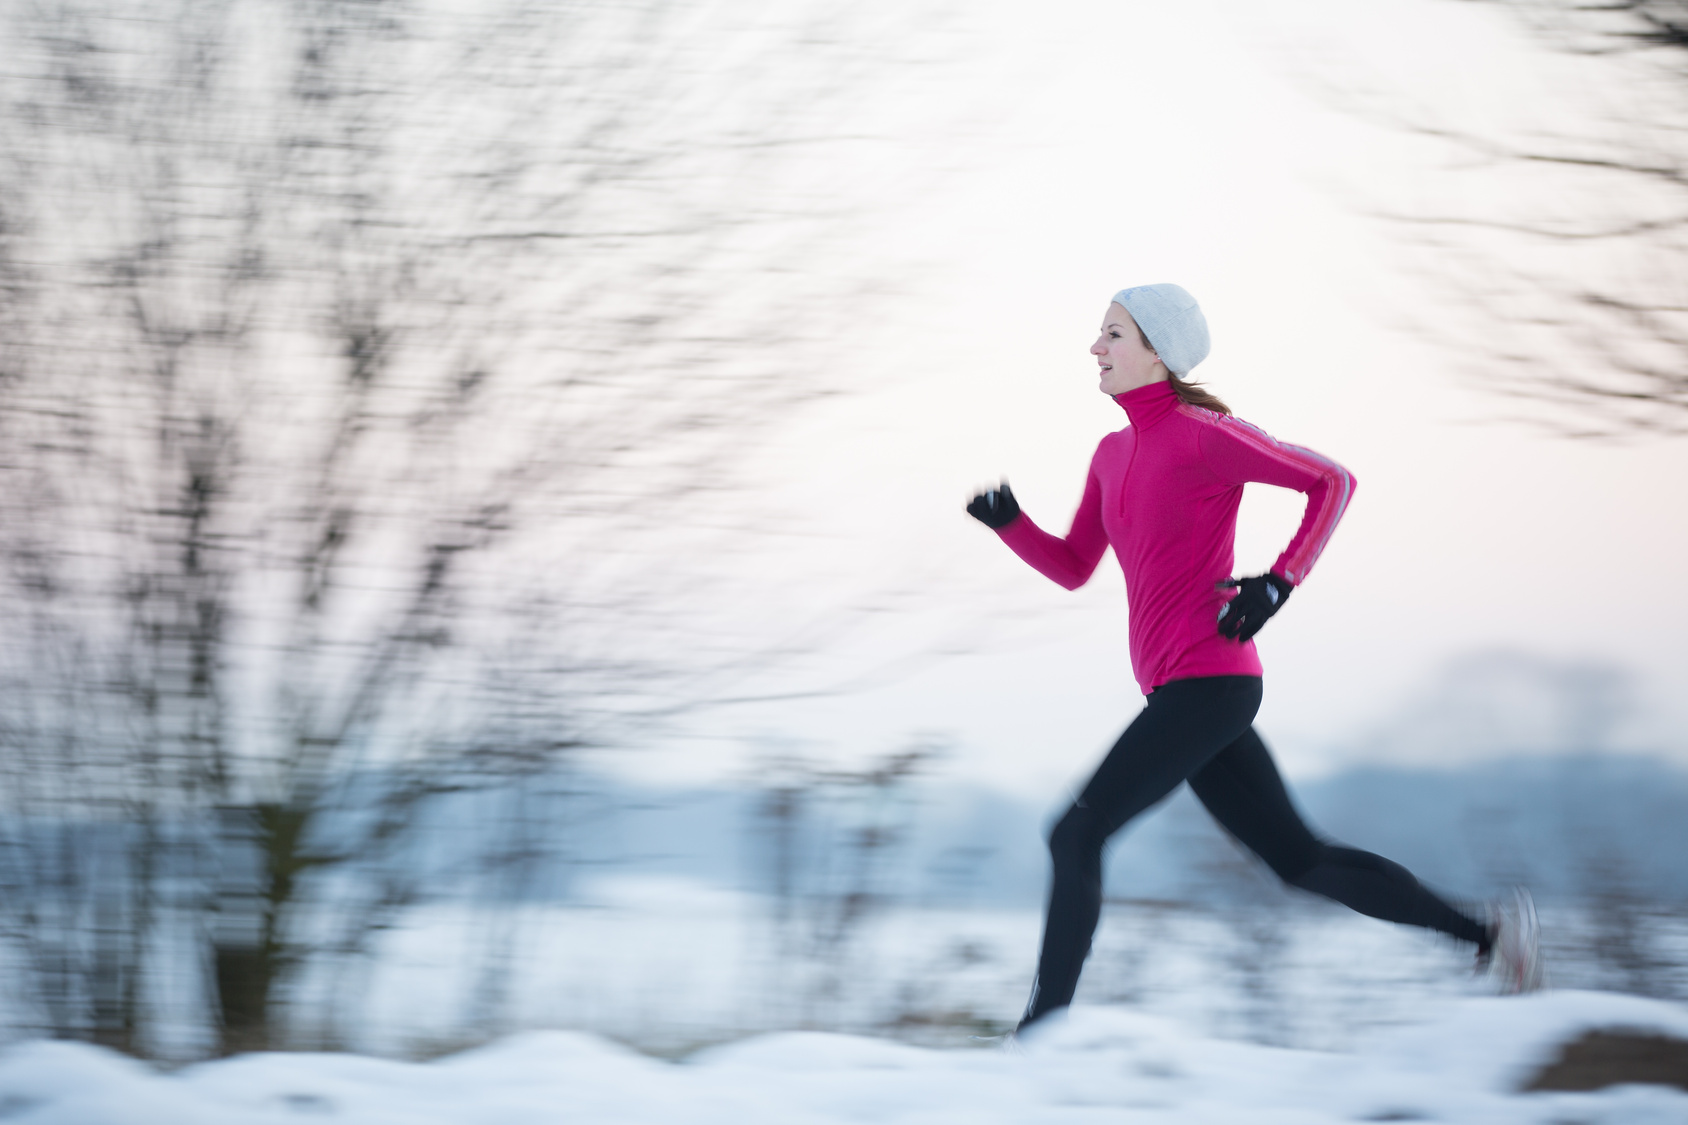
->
[0,0,1685,1061]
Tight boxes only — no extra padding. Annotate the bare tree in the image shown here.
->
[0,0,947,1056]
[1345,0,1688,434]
[746,740,942,1031]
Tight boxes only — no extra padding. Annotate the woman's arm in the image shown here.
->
[1198,417,1356,585]
[993,467,1109,591]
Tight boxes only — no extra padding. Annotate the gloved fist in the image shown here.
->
[966,482,1021,530]
[1216,572,1293,642]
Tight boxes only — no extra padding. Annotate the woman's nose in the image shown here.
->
[1090,339,1105,355]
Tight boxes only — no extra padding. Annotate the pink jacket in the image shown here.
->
[996,380,1355,695]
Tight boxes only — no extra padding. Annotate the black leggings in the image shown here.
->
[1023,675,1487,1027]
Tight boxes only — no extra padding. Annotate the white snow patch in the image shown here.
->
[1,992,1685,1124]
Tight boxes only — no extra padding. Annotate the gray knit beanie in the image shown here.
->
[1112,284,1210,376]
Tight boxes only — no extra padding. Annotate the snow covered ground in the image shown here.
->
[1,991,1685,1124]
[3,874,1686,1121]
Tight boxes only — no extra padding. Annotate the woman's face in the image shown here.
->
[1092,302,1168,396]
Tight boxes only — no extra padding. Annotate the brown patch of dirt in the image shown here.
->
[1522,1028,1688,1093]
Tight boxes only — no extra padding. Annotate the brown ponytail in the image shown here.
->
[1132,323,1232,415]
[1168,375,1232,416]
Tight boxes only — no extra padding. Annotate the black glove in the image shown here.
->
[1216,572,1292,642]
[966,482,1021,530]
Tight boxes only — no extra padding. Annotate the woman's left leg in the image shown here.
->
[1187,726,1489,946]
[1021,676,1264,1030]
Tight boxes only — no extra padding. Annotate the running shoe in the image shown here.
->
[1486,885,1546,994]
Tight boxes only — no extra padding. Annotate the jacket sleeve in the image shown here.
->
[994,462,1109,591]
[1198,418,1356,586]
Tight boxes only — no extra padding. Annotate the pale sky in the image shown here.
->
[610,0,1688,799]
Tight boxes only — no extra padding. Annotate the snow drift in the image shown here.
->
[0,991,1684,1124]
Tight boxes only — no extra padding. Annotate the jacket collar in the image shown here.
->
[1113,378,1178,430]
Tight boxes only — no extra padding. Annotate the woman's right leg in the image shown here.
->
[1022,676,1263,1029]
[1187,725,1489,946]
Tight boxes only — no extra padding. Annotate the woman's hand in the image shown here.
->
[1216,572,1292,641]
[967,482,1021,529]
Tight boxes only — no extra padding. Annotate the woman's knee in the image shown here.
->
[1048,803,1105,867]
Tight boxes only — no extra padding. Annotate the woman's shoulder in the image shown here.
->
[1095,424,1134,451]
[1178,403,1276,445]
[1086,426,1134,472]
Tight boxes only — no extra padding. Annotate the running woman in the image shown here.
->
[967,284,1542,1034]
